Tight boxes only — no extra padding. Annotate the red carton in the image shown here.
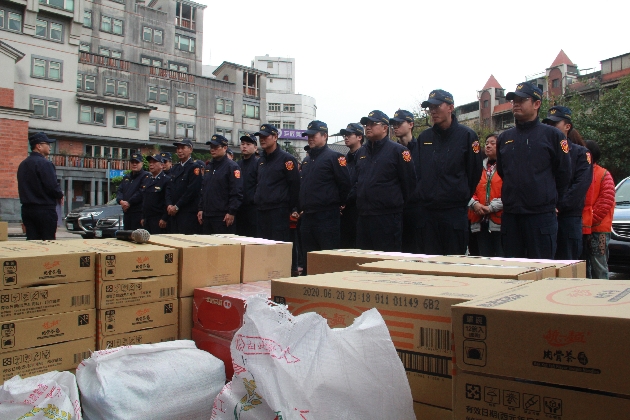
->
[192,328,233,379]
[193,281,270,339]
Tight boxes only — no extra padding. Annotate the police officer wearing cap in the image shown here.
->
[116,153,149,231]
[197,135,243,234]
[236,133,260,237]
[497,82,572,258]
[141,154,171,234]
[542,106,593,260]
[416,90,483,255]
[17,132,64,240]
[166,138,204,234]
[299,120,352,268]
[160,152,173,175]
[254,123,300,242]
[336,123,364,248]
[353,110,416,251]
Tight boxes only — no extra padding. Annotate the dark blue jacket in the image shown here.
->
[199,156,243,216]
[165,158,204,214]
[142,171,170,221]
[497,118,572,214]
[345,146,363,206]
[116,170,149,214]
[416,117,483,209]
[299,145,352,213]
[558,142,593,218]
[17,152,63,209]
[353,136,417,216]
[238,155,259,206]
[254,147,300,211]
[405,137,422,206]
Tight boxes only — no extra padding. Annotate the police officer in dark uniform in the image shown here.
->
[141,154,170,234]
[254,124,300,242]
[236,133,260,237]
[197,135,243,234]
[336,123,364,248]
[497,83,572,258]
[165,138,204,234]
[415,91,483,255]
[353,110,417,251]
[299,120,352,271]
[116,153,148,231]
[17,132,64,240]
[160,152,173,175]
[542,106,593,260]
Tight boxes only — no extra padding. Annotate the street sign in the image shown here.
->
[109,169,125,178]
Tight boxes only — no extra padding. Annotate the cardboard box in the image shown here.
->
[271,271,531,408]
[192,328,233,380]
[193,281,271,339]
[0,337,95,382]
[97,275,177,309]
[413,402,452,420]
[61,239,178,281]
[306,249,430,275]
[0,242,94,289]
[1,280,95,321]
[454,370,630,420]
[147,235,241,296]
[97,324,178,350]
[97,299,178,338]
[0,222,7,241]
[358,260,546,280]
[452,278,630,396]
[434,255,585,278]
[179,297,193,340]
[0,309,95,354]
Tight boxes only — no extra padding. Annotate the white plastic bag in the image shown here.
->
[211,297,415,420]
[0,370,81,420]
[76,340,225,420]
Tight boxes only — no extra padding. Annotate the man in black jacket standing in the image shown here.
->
[197,135,243,234]
[299,120,351,270]
[497,83,572,258]
[416,90,483,255]
[141,154,170,234]
[116,153,149,231]
[236,133,259,237]
[17,132,64,240]
[354,110,416,251]
[254,124,300,242]
[166,139,204,234]
[337,123,364,248]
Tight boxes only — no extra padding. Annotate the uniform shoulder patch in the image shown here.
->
[472,140,480,154]
[285,161,295,171]
[402,150,411,162]
[338,156,347,167]
[560,139,569,154]
[586,151,592,164]
[194,167,201,175]
[234,169,241,178]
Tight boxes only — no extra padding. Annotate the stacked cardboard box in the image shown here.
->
[192,281,271,379]
[0,241,96,381]
[0,222,8,241]
[451,278,630,419]
[271,271,531,412]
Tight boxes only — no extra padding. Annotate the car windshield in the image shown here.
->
[616,178,630,204]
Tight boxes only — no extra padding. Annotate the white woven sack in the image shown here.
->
[0,370,81,420]
[211,297,415,420]
[76,340,225,420]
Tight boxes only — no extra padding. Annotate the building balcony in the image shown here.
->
[49,154,131,171]
[79,52,130,71]
[175,17,195,30]
[149,66,195,83]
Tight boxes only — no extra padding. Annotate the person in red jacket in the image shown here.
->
[585,140,615,279]
[469,134,503,256]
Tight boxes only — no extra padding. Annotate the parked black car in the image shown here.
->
[609,176,630,271]
[64,199,123,238]
[93,214,124,238]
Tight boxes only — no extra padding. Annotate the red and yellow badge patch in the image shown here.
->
[402,150,411,162]
[560,139,569,154]
[234,170,241,179]
[285,161,294,171]
[194,167,201,176]
[472,140,480,154]
[586,151,592,164]
[338,156,347,167]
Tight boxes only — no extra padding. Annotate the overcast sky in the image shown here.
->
[200,0,628,133]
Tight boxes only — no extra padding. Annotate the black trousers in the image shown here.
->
[501,211,557,259]
[417,207,468,255]
[202,215,235,235]
[236,204,258,238]
[340,204,358,249]
[402,205,422,253]
[123,212,143,231]
[143,215,167,235]
[356,213,402,252]
[300,210,341,274]
[555,215,583,260]
[170,211,201,235]
[257,207,291,242]
[22,206,57,240]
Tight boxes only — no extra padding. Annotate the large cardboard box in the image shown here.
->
[97,299,178,338]
[192,328,233,380]
[97,324,178,350]
[0,222,7,241]
[359,260,546,280]
[454,370,630,420]
[271,271,531,408]
[61,239,178,281]
[97,275,177,309]
[193,281,270,339]
[147,235,241,296]
[452,278,630,396]
[306,249,429,275]
[178,297,193,340]
[413,401,452,420]
[1,280,95,321]
[0,337,95,382]
[434,255,585,278]
[0,309,96,353]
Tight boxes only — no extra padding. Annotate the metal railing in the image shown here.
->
[149,66,195,83]
[79,52,131,71]
[49,154,131,170]
[175,17,195,30]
